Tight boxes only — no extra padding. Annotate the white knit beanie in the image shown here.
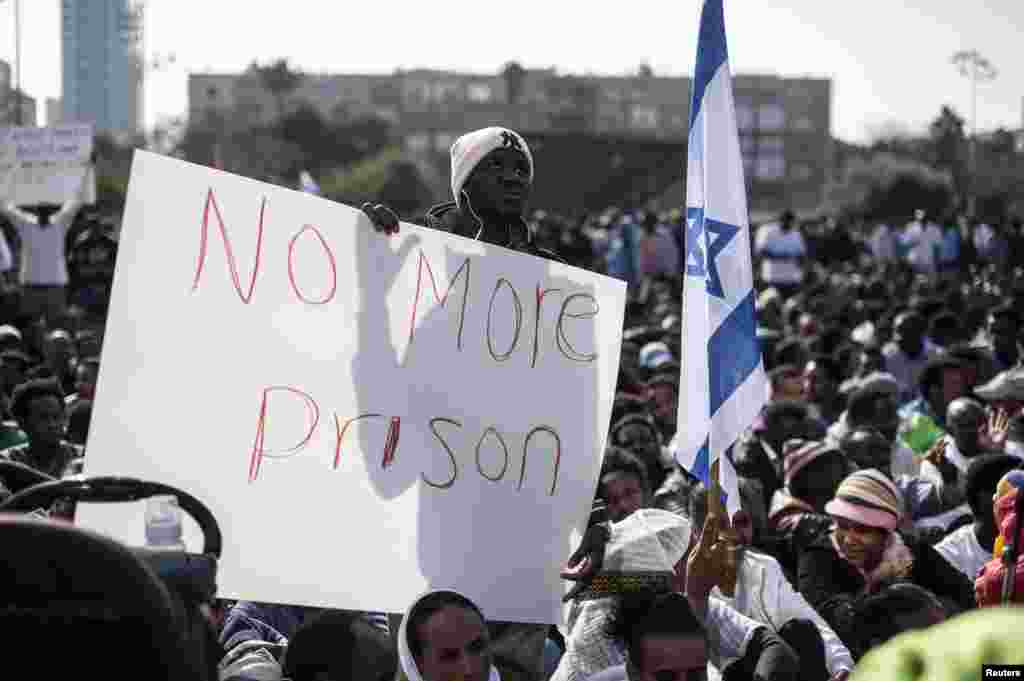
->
[450,127,534,207]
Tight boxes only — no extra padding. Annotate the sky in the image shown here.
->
[1,0,1022,143]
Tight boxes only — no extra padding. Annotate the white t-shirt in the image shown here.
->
[755,223,806,285]
[902,221,943,271]
[934,524,989,581]
[1,202,80,286]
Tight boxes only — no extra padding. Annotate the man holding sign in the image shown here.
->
[78,120,625,679]
[362,126,562,263]
[360,125,572,681]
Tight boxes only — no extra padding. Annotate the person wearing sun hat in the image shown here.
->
[797,469,976,657]
[361,127,562,263]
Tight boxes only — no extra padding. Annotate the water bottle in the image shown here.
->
[145,494,186,551]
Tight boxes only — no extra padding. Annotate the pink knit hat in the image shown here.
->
[825,469,904,530]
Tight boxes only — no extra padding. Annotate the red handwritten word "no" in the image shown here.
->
[193,189,337,305]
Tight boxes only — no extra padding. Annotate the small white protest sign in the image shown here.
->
[76,151,626,624]
[0,124,96,205]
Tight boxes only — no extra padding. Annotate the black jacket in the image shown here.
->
[423,202,564,264]
[797,529,975,657]
[732,432,783,517]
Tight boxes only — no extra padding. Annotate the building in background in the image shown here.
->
[61,0,145,136]
[188,66,832,214]
[1017,96,1024,153]
[45,98,63,126]
[0,60,38,126]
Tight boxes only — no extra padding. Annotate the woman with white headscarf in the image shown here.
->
[396,589,501,681]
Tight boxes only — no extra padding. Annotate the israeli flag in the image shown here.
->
[674,0,766,518]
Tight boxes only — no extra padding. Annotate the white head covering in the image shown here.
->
[0,324,22,341]
[396,589,502,681]
[450,127,534,208]
[550,509,692,681]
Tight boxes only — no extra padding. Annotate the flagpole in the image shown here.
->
[13,0,22,125]
[708,459,723,520]
[677,0,766,523]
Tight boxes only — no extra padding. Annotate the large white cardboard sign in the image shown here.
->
[0,124,96,205]
[77,151,626,623]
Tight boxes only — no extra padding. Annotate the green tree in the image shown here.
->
[255,59,304,121]
[92,132,146,213]
[276,104,335,175]
[320,147,433,217]
[502,61,526,104]
[983,128,1018,156]
[927,105,968,197]
[822,153,955,223]
[274,105,393,179]
[969,127,1024,221]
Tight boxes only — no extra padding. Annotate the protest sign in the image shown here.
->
[0,124,96,205]
[76,151,626,623]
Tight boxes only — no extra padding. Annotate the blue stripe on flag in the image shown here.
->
[703,217,739,299]
[709,289,762,417]
[690,438,710,485]
[688,0,729,129]
[687,438,729,507]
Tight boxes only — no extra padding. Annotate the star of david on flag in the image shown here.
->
[672,0,766,518]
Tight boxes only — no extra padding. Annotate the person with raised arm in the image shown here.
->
[1,158,94,322]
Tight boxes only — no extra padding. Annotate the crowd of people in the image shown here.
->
[3,126,1024,680]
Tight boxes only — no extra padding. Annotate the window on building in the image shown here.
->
[790,164,814,181]
[407,83,429,104]
[428,83,460,103]
[757,102,785,131]
[758,136,784,155]
[735,103,755,131]
[755,157,786,181]
[741,136,756,157]
[468,83,492,103]
[631,105,659,129]
[793,116,815,132]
